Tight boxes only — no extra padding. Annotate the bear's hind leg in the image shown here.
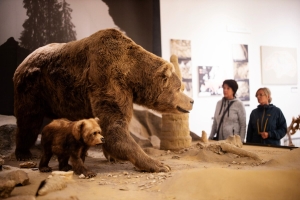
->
[39,151,53,172]
[58,155,72,171]
[15,113,44,160]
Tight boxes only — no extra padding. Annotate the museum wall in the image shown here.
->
[160,0,300,145]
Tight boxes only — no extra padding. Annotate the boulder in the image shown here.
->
[5,170,30,186]
[0,180,15,198]
[6,195,36,200]
[0,124,17,155]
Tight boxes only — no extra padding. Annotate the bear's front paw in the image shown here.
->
[84,171,97,178]
[39,166,52,172]
[154,161,171,172]
[15,149,32,161]
[159,163,171,172]
[140,160,171,173]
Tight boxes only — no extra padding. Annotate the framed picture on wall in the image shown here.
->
[233,62,248,79]
[261,46,298,85]
[236,79,250,101]
[198,66,224,97]
[176,57,192,98]
[232,44,250,105]
[170,39,193,98]
[232,44,248,62]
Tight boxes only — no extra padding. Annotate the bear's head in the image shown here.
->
[73,117,104,146]
[128,59,193,114]
[149,62,194,114]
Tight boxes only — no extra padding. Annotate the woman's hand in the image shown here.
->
[260,132,269,139]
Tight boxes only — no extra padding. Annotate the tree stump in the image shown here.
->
[160,113,191,150]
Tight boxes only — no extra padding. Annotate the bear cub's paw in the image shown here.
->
[39,166,52,172]
[60,164,73,172]
[83,171,97,178]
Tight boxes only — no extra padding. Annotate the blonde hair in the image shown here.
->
[255,87,272,103]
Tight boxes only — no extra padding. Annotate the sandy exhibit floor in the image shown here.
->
[1,140,299,200]
[1,115,300,200]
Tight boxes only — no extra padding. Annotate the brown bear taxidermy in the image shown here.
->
[13,28,194,172]
[39,118,104,178]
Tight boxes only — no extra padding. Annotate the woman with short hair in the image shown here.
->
[246,87,287,145]
[209,79,246,142]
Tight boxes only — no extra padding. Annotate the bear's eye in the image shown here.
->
[127,46,133,50]
[93,132,97,136]
[162,77,169,87]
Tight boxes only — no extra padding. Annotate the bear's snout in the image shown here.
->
[94,134,105,146]
[101,137,105,143]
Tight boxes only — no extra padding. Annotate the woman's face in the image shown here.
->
[256,89,269,105]
[223,84,234,99]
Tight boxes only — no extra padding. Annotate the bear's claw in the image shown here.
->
[15,149,32,161]
[160,164,171,172]
[139,161,171,173]
[84,171,97,178]
[157,163,171,172]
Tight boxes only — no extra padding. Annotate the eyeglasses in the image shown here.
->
[256,94,266,97]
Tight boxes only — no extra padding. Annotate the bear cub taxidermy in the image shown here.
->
[39,118,104,178]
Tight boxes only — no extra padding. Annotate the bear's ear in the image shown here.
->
[170,55,185,91]
[157,63,174,78]
[156,63,174,87]
[170,55,181,80]
[73,121,84,141]
[94,117,100,124]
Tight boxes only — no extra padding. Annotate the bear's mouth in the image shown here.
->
[176,106,189,113]
[96,137,105,146]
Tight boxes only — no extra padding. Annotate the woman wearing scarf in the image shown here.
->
[246,87,287,146]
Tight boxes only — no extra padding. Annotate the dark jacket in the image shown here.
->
[246,104,287,146]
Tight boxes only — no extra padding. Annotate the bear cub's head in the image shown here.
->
[73,117,104,146]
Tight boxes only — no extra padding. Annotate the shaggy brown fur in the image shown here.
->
[13,28,194,172]
[39,118,104,178]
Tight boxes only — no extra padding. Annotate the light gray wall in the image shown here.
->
[160,0,300,144]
